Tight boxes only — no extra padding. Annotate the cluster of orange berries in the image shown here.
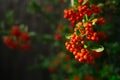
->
[65,33,102,64]
[64,0,106,64]
[3,25,31,50]
[64,0,103,26]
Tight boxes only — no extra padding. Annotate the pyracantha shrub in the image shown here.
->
[64,0,107,64]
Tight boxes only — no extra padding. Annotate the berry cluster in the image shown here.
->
[64,0,102,26]
[3,25,31,50]
[64,0,106,64]
[65,34,101,64]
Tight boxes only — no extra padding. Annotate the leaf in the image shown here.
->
[20,24,28,32]
[84,45,87,48]
[97,3,104,7]
[5,10,14,25]
[89,13,96,21]
[38,34,54,41]
[41,59,50,68]
[76,30,80,36]
[29,31,36,36]
[0,21,5,29]
[85,14,88,21]
[106,42,120,54]
[92,45,104,52]
[82,0,88,5]
[110,75,117,80]
[65,33,72,39]
[28,64,42,70]
[42,35,53,39]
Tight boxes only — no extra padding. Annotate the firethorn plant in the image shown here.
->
[3,25,35,51]
[64,0,107,64]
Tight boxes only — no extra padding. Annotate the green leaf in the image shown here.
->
[76,30,80,36]
[42,35,53,40]
[110,75,117,80]
[65,33,72,39]
[28,64,41,70]
[105,42,120,54]
[0,21,5,29]
[41,59,50,68]
[84,45,87,48]
[20,24,28,32]
[92,45,104,52]
[89,13,96,21]
[38,34,54,42]
[5,10,14,25]
[97,3,104,7]
[29,31,36,36]
[82,0,88,5]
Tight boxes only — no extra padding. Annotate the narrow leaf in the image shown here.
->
[92,45,104,52]
[82,0,88,5]
[76,30,80,36]
[65,33,72,39]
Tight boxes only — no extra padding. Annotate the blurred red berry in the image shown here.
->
[65,78,70,80]
[57,25,63,30]
[3,36,18,49]
[9,41,19,49]
[3,36,12,46]
[85,75,97,80]
[74,76,80,80]
[93,51,101,58]
[19,32,31,42]
[48,67,56,73]
[98,32,107,39]
[78,0,83,4]
[59,0,64,3]
[45,6,53,12]
[97,18,106,26]
[11,25,20,36]
[20,43,31,50]
[55,33,62,41]
[66,55,71,61]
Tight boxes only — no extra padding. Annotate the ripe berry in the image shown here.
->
[19,32,31,42]
[11,25,20,36]
[55,33,62,41]
[20,43,31,50]
[3,36,12,46]
[78,0,83,4]
[9,41,18,49]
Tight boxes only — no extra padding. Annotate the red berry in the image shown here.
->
[83,54,88,60]
[19,32,31,42]
[74,75,80,80]
[48,67,56,73]
[78,57,83,62]
[3,36,12,46]
[3,36,19,49]
[78,0,83,4]
[55,33,62,41]
[75,55,80,60]
[9,41,19,49]
[20,43,31,50]
[11,25,20,36]
[93,51,101,58]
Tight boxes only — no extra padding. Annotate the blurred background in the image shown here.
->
[0,0,120,80]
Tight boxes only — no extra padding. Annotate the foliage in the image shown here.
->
[0,0,120,80]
